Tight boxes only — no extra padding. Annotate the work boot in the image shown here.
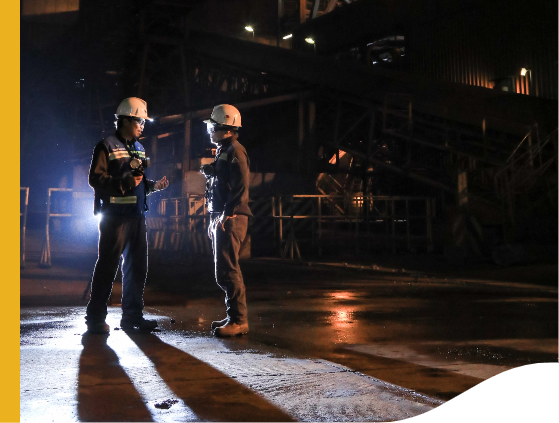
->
[86,321,110,334]
[214,322,249,337]
[120,317,158,331]
[211,317,229,330]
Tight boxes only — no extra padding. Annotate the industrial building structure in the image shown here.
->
[17,4,559,422]
[21,0,558,263]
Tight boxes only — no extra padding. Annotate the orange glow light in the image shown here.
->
[328,150,346,165]
[329,291,354,300]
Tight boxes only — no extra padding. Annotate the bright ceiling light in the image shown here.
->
[305,37,315,44]
[283,33,293,40]
[245,25,254,32]
[520,68,529,76]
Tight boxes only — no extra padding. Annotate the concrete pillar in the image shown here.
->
[458,170,468,210]
[180,45,192,198]
[298,95,305,172]
[307,99,316,175]
[150,135,158,179]
[299,0,306,23]
[277,0,283,47]
[182,119,191,197]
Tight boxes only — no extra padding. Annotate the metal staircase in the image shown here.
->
[378,93,557,227]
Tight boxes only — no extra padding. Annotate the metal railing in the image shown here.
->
[20,187,29,268]
[157,195,208,230]
[40,188,93,267]
[274,194,435,259]
[146,194,435,259]
[148,195,211,254]
[32,190,435,264]
[491,127,558,221]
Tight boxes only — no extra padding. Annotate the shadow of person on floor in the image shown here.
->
[77,333,153,422]
[125,331,295,422]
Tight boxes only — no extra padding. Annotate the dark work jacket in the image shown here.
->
[207,137,252,217]
[89,131,156,216]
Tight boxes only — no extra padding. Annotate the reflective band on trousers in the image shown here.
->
[110,196,137,204]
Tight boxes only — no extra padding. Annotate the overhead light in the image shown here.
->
[520,67,529,76]
[245,25,254,32]
[283,33,293,40]
[305,37,315,44]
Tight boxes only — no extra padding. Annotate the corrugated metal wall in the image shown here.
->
[407,0,557,99]
[22,0,80,16]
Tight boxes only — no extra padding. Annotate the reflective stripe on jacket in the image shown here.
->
[89,132,156,216]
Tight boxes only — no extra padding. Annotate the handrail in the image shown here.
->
[40,188,93,268]
[148,194,436,258]
[20,187,29,268]
[496,127,557,179]
[504,125,536,164]
[276,195,435,258]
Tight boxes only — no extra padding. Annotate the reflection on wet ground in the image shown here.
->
[20,258,558,421]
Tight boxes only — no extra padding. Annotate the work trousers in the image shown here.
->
[86,214,148,323]
[210,214,249,324]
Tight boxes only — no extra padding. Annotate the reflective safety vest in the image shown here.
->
[93,133,149,216]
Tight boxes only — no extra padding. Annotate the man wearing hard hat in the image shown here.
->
[201,104,252,337]
[85,97,169,334]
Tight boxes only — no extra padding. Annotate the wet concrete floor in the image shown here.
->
[20,254,558,422]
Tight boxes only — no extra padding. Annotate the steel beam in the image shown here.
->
[158,92,308,124]
[184,30,556,136]
[339,145,455,194]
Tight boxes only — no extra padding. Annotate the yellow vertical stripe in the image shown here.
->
[3,1,20,420]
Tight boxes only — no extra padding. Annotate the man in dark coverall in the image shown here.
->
[201,104,252,337]
[85,97,169,334]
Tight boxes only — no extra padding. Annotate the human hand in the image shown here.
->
[154,176,169,191]
[218,214,237,231]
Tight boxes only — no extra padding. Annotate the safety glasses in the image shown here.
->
[206,122,229,134]
[130,117,146,125]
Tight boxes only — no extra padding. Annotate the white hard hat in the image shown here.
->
[115,97,153,121]
[204,104,242,127]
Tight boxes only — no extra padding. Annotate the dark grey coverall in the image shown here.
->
[207,136,252,324]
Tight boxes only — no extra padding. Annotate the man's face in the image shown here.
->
[122,117,145,140]
[207,123,231,145]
